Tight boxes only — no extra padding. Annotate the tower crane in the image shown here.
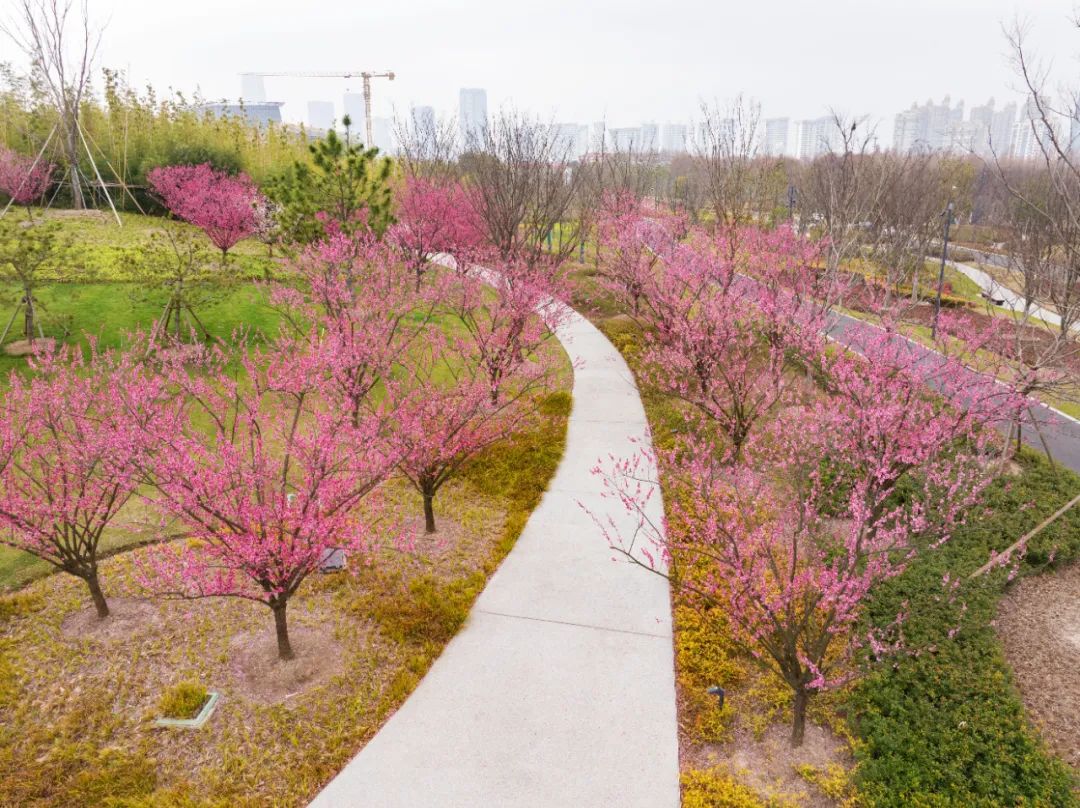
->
[241,71,395,146]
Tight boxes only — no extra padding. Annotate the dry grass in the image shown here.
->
[0,402,569,808]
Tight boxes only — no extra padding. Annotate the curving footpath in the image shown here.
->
[309,302,680,807]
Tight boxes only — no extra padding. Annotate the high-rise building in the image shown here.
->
[372,117,394,154]
[590,122,607,152]
[893,97,962,152]
[239,74,266,104]
[459,88,488,147]
[796,116,840,160]
[551,123,586,158]
[609,127,641,151]
[990,102,1018,157]
[343,92,367,140]
[411,105,436,140]
[764,118,791,156]
[202,101,283,128]
[1012,97,1054,161]
[639,122,659,152]
[661,123,688,153]
[307,101,335,132]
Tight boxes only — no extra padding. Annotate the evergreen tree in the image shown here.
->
[269,116,394,244]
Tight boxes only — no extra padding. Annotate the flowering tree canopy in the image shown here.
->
[0,344,171,618]
[0,146,54,218]
[141,339,401,659]
[147,162,262,259]
[389,178,484,288]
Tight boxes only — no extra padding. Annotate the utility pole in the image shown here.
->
[787,184,797,222]
[931,200,955,341]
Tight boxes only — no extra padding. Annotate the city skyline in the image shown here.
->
[23,0,1077,145]
[267,77,1055,162]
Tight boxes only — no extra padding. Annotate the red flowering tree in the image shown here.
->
[147,163,262,261]
[389,178,484,289]
[0,146,54,220]
[593,322,1024,746]
[392,338,542,533]
[0,344,171,618]
[141,339,401,660]
[272,231,448,427]
[632,226,830,460]
[451,256,569,405]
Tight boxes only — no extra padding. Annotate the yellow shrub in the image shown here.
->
[682,770,765,808]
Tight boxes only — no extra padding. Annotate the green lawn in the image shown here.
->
[0,209,573,590]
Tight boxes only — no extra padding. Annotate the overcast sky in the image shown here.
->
[3,0,1079,133]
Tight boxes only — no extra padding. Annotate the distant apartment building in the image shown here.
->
[239,74,267,104]
[459,88,488,147]
[967,98,1016,156]
[892,97,964,152]
[411,105,437,139]
[201,101,283,128]
[639,122,659,152]
[550,123,587,158]
[796,116,840,159]
[590,121,607,152]
[307,101,335,132]
[1012,97,1054,161]
[609,126,641,151]
[372,117,394,154]
[764,117,791,156]
[661,123,688,153]
[343,92,367,139]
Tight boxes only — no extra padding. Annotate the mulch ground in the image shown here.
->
[996,562,1080,769]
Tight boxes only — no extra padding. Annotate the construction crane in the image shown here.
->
[241,71,396,146]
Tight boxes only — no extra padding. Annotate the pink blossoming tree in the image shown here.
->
[0,146,54,220]
[392,338,543,533]
[272,231,447,427]
[451,256,568,405]
[0,344,171,618]
[389,178,484,289]
[141,339,401,660]
[147,163,262,261]
[593,314,1025,746]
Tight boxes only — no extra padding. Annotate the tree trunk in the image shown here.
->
[85,571,110,619]
[23,292,35,344]
[66,129,84,210]
[272,601,295,661]
[791,687,808,747]
[423,491,437,534]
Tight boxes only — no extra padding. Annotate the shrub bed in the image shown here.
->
[851,449,1080,806]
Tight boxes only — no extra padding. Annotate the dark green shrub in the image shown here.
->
[851,449,1080,806]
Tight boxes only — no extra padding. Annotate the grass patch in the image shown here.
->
[156,682,210,720]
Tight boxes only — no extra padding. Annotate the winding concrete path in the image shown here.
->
[309,303,680,807]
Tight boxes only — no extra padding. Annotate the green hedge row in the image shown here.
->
[851,450,1080,806]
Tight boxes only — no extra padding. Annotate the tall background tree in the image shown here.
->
[1,0,102,209]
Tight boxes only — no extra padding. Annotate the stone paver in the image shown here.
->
[308,304,680,808]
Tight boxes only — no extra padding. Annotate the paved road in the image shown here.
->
[944,253,1064,329]
[825,310,1080,473]
[309,303,680,807]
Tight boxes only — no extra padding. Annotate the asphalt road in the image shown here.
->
[826,309,1080,474]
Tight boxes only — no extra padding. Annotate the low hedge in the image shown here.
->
[851,449,1080,806]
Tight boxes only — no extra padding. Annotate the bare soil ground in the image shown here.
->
[996,562,1080,769]
[3,338,56,357]
[684,721,849,807]
[0,480,509,807]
